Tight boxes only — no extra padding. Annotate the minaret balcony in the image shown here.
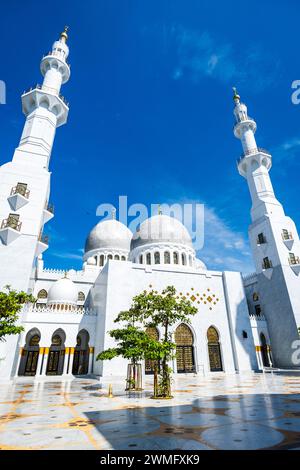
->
[7,184,30,211]
[282,231,294,249]
[21,85,69,127]
[0,217,22,245]
[42,203,54,224]
[233,117,257,138]
[40,52,70,83]
[289,256,300,265]
[36,233,49,256]
[237,148,272,177]
[289,256,300,274]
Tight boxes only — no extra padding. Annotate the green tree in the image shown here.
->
[0,286,35,341]
[130,285,198,398]
[96,308,150,390]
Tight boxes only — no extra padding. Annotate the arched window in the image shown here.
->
[146,253,151,265]
[139,254,143,264]
[121,256,126,261]
[37,289,47,299]
[99,255,104,266]
[78,291,85,302]
[175,324,195,373]
[207,326,223,372]
[253,292,259,302]
[164,252,170,264]
[173,252,179,264]
[72,329,90,375]
[52,334,62,346]
[154,252,160,264]
[46,329,66,376]
[18,328,41,377]
[107,254,113,260]
[181,253,186,265]
[114,254,120,260]
[29,335,40,346]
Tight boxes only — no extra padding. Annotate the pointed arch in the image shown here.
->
[207,326,223,372]
[18,328,41,376]
[175,324,195,373]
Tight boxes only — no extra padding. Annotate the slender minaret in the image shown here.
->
[0,28,71,292]
[233,88,300,368]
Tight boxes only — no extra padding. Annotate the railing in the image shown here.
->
[39,234,49,245]
[10,185,30,199]
[23,304,97,316]
[22,83,69,107]
[45,203,54,214]
[282,231,293,241]
[289,256,300,266]
[1,218,22,231]
[237,147,271,165]
[42,50,71,68]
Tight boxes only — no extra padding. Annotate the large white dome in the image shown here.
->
[47,275,78,306]
[130,214,193,251]
[85,219,132,254]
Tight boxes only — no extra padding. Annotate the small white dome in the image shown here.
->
[47,275,78,306]
[195,258,207,270]
[131,214,193,251]
[85,219,132,255]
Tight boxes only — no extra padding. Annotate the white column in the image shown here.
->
[88,348,94,374]
[36,347,44,376]
[63,348,70,375]
[41,348,49,375]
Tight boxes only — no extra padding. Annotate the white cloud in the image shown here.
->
[51,249,83,261]
[163,194,254,274]
[272,137,300,162]
[169,26,279,91]
[199,205,254,273]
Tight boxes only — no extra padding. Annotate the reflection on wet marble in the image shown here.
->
[0,372,300,449]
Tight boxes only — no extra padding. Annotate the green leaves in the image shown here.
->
[0,287,35,342]
[97,285,197,398]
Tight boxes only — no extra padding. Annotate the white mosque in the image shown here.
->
[0,30,299,381]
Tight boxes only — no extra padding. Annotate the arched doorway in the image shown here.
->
[175,324,195,373]
[46,329,66,375]
[145,326,160,375]
[260,333,270,367]
[18,328,41,376]
[207,326,223,372]
[72,329,90,375]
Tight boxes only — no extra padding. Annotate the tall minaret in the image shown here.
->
[0,28,71,292]
[233,88,300,368]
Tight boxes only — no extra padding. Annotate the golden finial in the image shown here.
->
[232,86,240,102]
[60,25,69,43]
[158,204,162,215]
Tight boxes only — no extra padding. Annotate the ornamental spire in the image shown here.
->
[232,86,240,103]
[60,26,69,43]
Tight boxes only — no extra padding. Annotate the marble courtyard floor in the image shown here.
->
[1,372,300,450]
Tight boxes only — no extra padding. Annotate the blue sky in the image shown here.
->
[0,0,300,273]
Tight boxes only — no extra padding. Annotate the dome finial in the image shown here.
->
[60,25,69,43]
[233,86,240,102]
[158,204,162,215]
